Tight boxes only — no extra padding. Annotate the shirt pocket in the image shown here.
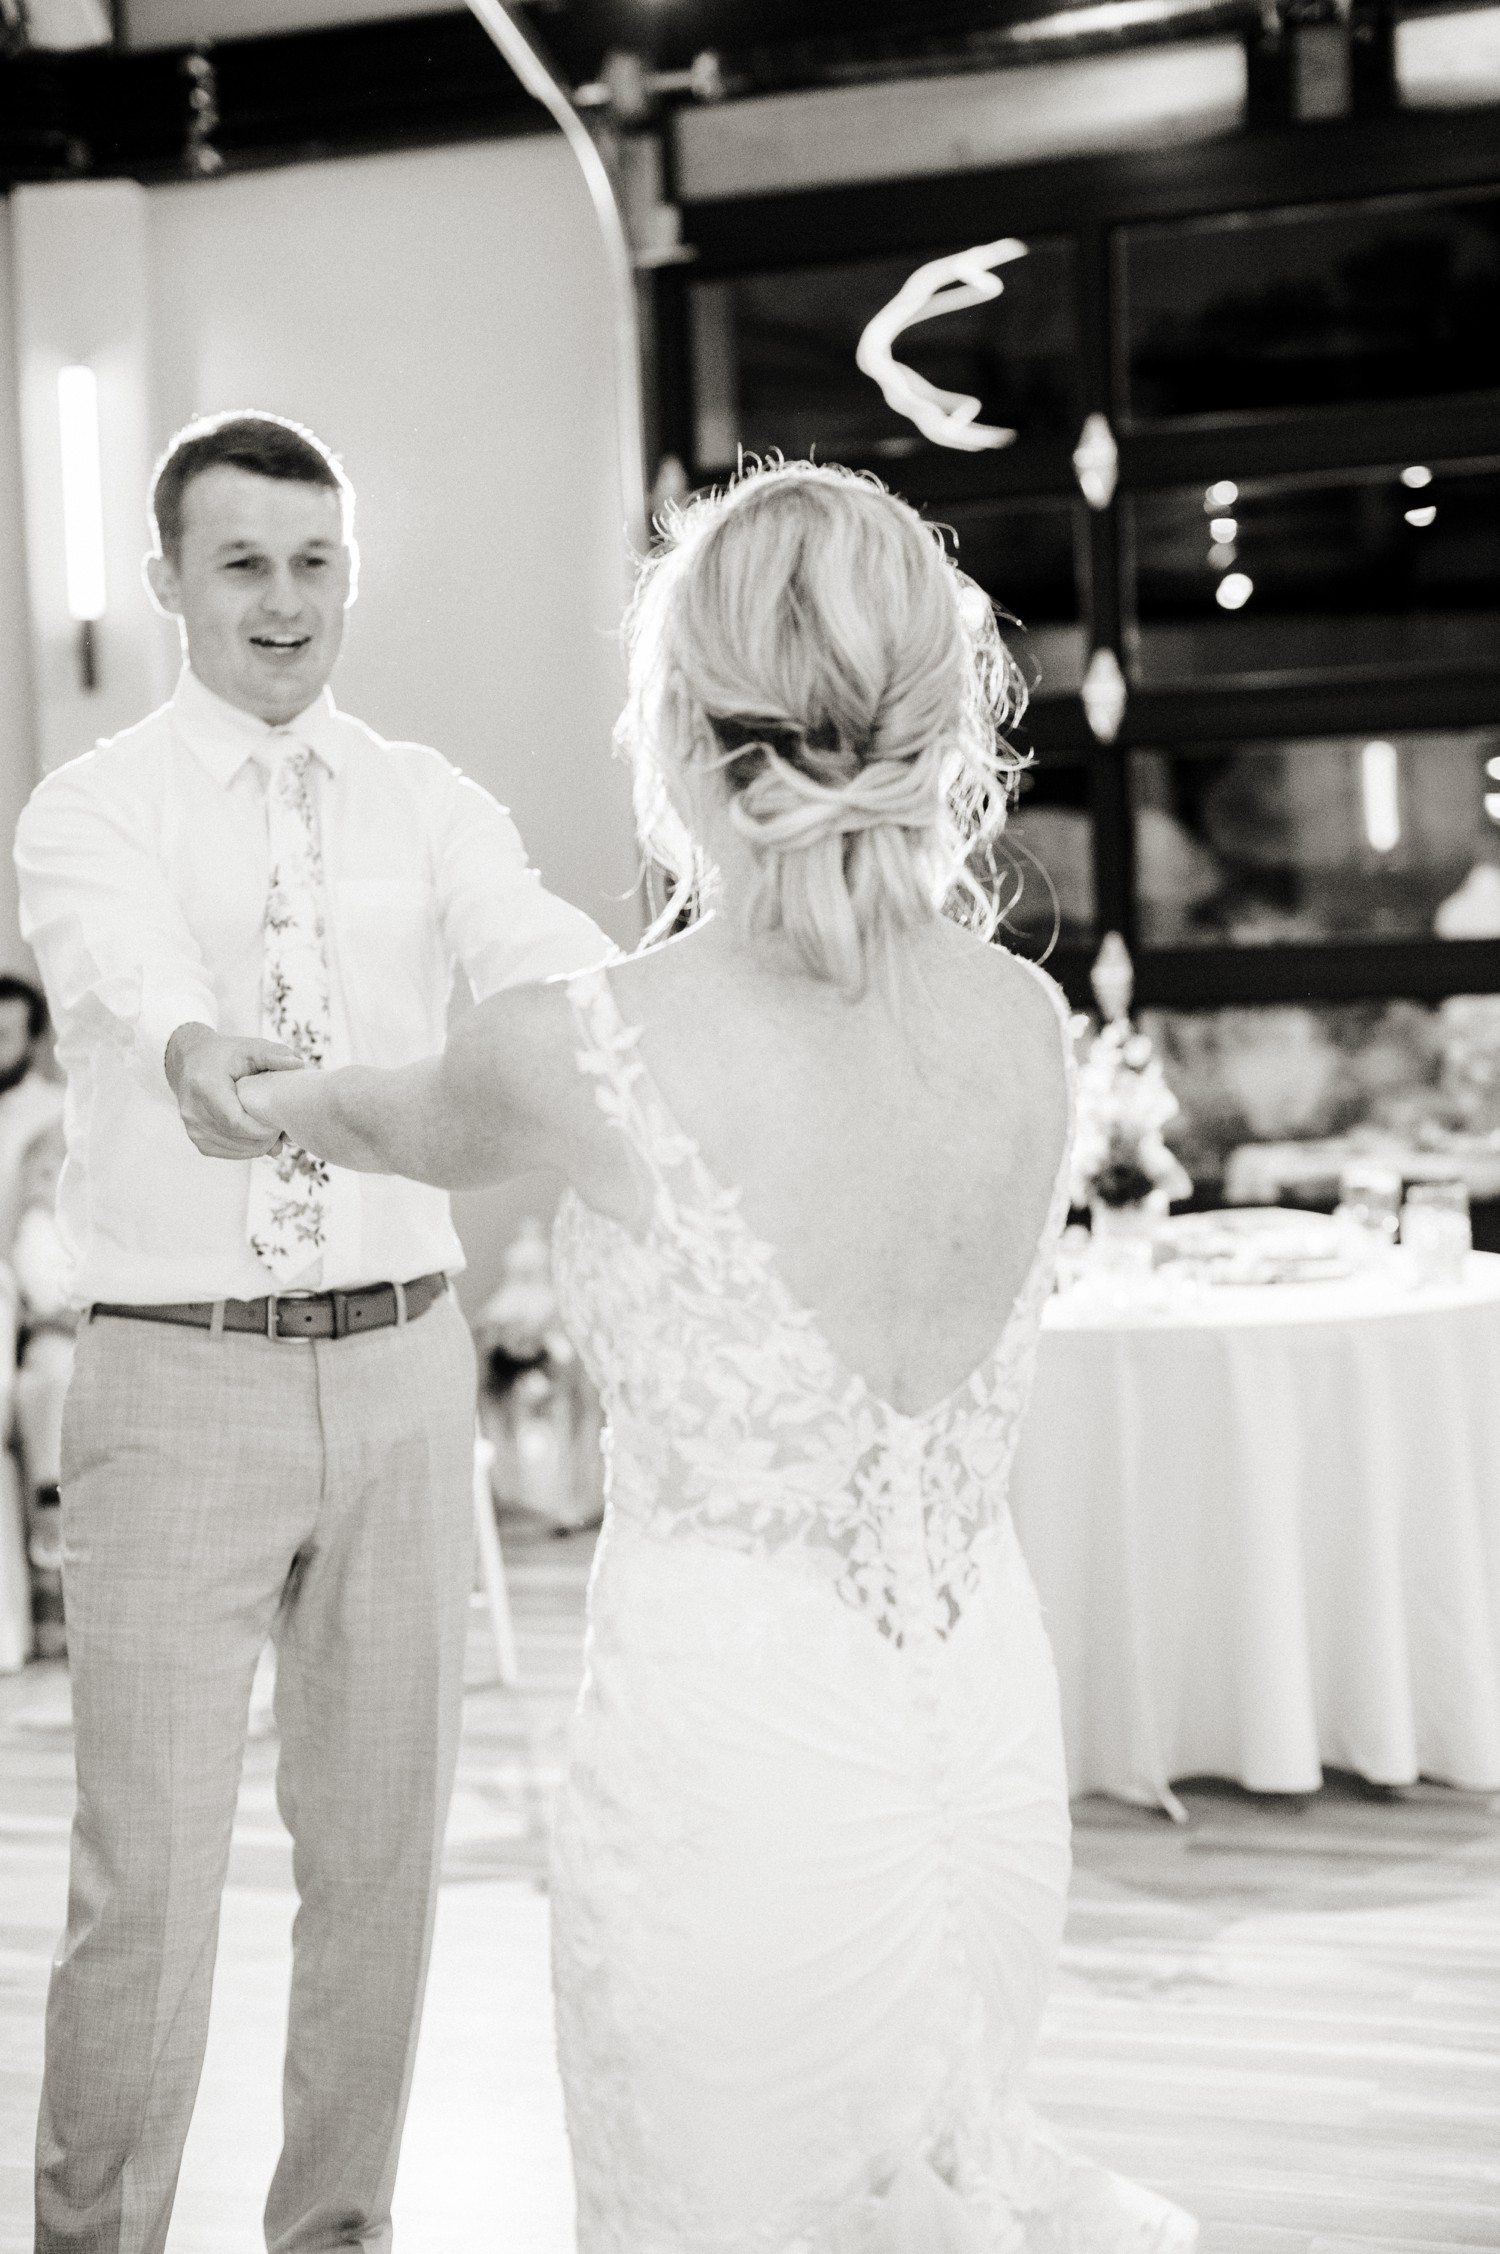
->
[333,878,442,1063]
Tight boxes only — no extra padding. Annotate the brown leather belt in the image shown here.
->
[89,1271,448,1341]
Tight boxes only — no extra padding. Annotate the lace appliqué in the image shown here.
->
[547,965,1197,2254]
[552,965,1076,1650]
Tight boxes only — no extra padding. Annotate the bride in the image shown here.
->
[234,461,1196,2252]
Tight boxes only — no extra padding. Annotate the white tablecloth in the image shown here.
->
[1009,1253,1500,1811]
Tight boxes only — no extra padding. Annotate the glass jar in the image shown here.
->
[1334,1162,1403,1267]
[1399,1179,1473,1287]
[1088,1198,1158,1283]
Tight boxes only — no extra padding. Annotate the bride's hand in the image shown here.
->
[220,990,574,1185]
[236,1065,312,1136]
[230,1059,387,1172]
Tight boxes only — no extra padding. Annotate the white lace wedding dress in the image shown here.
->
[549,963,1197,2254]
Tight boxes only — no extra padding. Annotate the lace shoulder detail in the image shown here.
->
[565,967,695,1183]
[552,951,1078,1648]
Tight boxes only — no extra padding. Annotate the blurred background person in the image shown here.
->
[0,971,69,1671]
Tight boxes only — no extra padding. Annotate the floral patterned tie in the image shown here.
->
[245,743,335,1286]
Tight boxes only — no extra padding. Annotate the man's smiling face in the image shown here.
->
[148,465,353,725]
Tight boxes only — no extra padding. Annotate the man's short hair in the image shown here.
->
[149,411,352,563]
[0,972,49,1041]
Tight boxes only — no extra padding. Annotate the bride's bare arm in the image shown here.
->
[233,981,588,1190]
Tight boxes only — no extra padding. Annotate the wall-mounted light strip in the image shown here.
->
[1361,739,1401,855]
[58,363,105,689]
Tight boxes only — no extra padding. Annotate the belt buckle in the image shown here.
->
[266,1293,312,1341]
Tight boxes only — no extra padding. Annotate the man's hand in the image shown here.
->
[166,1022,303,1158]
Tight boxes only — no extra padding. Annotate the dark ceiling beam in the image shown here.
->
[1,0,1490,199]
[679,105,1500,274]
[0,12,549,189]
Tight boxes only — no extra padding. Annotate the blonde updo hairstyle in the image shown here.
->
[619,460,1029,995]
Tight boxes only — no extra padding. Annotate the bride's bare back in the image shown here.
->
[600,921,1070,1420]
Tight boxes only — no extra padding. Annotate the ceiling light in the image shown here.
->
[855,237,1028,452]
[1214,572,1252,610]
[1400,464,1433,489]
[1207,540,1237,568]
[1209,515,1237,541]
[1404,504,1437,527]
[1204,480,1238,509]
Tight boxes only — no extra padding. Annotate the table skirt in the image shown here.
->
[1008,1265,1500,1810]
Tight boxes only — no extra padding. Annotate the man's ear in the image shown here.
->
[144,549,182,619]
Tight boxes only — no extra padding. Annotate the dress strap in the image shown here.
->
[563,967,700,1202]
[1006,950,1080,1235]
[1008,952,1080,1105]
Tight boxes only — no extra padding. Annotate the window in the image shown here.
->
[1132,731,1500,946]
[667,135,1500,1014]
[1127,461,1500,684]
[1119,189,1500,422]
[946,496,1088,694]
[688,237,1081,472]
[1000,758,1096,952]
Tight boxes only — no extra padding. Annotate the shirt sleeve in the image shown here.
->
[421,754,618,999]
[13,758,220,1097]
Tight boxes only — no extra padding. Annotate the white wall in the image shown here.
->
[4,134,642,1303]
[146,136,639,960]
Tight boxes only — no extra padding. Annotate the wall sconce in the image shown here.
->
[1081,646,1127,744]
[1072,413,1119,510]
[1360,740,1402,855]
[57,362,106,691]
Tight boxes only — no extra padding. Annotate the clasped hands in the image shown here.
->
[166,1022,305,1160]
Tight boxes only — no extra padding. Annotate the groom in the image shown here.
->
[14,410,610,2253]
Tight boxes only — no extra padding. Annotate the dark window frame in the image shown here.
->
[659,105,1500,1013]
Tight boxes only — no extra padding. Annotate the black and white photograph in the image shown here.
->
[1,1,1498,2247]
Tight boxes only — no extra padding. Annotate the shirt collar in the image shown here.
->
[171,667,346,784]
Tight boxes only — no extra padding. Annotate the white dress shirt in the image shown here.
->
[14,668,612,1305]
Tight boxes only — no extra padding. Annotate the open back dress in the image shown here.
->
[547,962,1196,2254]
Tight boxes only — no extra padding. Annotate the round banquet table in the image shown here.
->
[1007,1251,1500,1814]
